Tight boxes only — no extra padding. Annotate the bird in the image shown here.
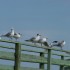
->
[25,34,41,45]
[13,32,22,41]
[38,37,48,46]
[1,28,15,40]
[50,40,66,49]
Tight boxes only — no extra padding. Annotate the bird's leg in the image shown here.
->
[9,37,12,41]
[11,37,13,40]
[61,47,63,50]
[15,38,18,42]
[41,43,42,46]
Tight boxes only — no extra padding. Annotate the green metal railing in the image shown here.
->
[0,39,70,70]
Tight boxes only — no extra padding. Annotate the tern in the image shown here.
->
[38,37,48,46]
[50,40,66,49]
[1,28,14,40]
[25,34,41,45]
[13,32,22,41]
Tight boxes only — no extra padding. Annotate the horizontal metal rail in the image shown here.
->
[0,51,70,66]
[0,39,70,55]
[0,45,70,57]
[0,39,70,70]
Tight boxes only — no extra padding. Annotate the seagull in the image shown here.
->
[25,34,41,45]
[13,32,22,41]
[50,40,66,49]
[38,37,48,46]
[1,28,14,40]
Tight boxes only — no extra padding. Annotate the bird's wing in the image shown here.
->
[30,37,35,41]
[43,42,49,47]
[37,38,42,43]
[52,41,58,43]
[25,37,35,42]
[4,32,11,37]
[14,32,18,35]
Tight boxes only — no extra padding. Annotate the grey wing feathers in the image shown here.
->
[25,37,35,42]
[1,32,11,37]
[43,42,49,47]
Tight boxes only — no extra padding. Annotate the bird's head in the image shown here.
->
[11,27,14,30]
[62,40,66,44]
[37,34,41,36]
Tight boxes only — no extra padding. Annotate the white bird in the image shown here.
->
[1,28,14,40]
[38,37,48,46]
[50,40,66,49]
[25,34,41,45]
[13,32,22,41]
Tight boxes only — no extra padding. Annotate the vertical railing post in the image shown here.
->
[47,49,51,70]
[14,43,21,70]
[60,56,64,70]
[39,52,44,69]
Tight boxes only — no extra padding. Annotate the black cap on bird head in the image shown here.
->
[37,34,41,36]
[11,27,14,30]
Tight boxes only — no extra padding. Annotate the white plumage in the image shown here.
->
[25,34,41,45]
[13,32,22,40]
[1,28,15,40]
[38,37,48,46]
[50,40,66,49]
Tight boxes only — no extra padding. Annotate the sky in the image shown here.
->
[0,0,70,70]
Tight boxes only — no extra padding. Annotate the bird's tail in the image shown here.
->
[43,42,49,47]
